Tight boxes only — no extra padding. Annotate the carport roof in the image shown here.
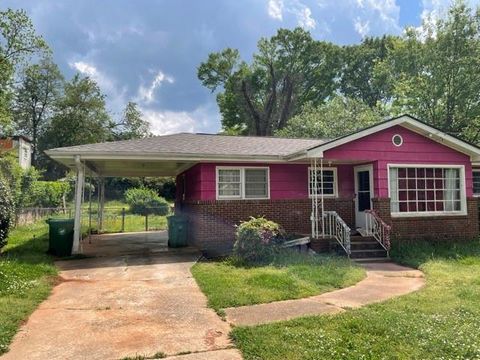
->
[45,133,326,177]
[46,133,326,159]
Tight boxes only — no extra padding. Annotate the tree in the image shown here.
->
[276,95,383,139]
[113,101,150,140]
[198,28,341,135]
[339,36,397,108]
[0,8,47,131]
[40,74,113,178]
[13,57,64,166]
[386,1,480,143]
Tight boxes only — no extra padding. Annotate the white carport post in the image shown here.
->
[98,177,105,232]
[73,155,85,254]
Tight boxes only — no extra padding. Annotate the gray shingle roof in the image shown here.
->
[47,133,326,158]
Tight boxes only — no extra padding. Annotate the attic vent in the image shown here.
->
[392,134,403,147]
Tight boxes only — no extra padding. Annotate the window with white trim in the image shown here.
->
[389,166,465,214]
[473,170,480,196]
[217,167,269,199]
[308,168,337,197]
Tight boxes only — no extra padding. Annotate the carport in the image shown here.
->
[46,139,198,254]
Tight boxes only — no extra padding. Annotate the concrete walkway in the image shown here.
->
[225,262,425,326]
[1,232,242,360]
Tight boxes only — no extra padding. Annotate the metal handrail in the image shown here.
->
[365,210,391,254]
[323,211,351,256]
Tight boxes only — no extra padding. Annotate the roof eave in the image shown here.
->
[44,150,289,163]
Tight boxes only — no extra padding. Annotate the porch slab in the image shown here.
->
[225,261,425,327]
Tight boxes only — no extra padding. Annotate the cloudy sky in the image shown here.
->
[4,0,478,135]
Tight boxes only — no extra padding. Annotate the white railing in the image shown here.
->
[365,210,391,255]
[323,211,351,256]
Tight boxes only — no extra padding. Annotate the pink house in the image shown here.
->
[47,115,480,257]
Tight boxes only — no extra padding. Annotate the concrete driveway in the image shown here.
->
[2,231,241,360]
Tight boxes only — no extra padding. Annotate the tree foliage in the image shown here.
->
[387,1,480,143]
[277,95,383,139]
[198,28,340,135]
[13,56,64,166]
[113,101,150,140]
[0,8,47,131]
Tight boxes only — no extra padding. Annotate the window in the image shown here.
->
[473,170,480,196]
[309,168,337,197]
[389,165,466,215]
[392,134,403,147]
[217,167,269,199]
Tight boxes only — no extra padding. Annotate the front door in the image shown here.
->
[354,165,373,230]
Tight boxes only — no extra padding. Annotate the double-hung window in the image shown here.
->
[308,168,337,197]
[217,167,269,199]
[473,170,480,196]
[389,165,466,215]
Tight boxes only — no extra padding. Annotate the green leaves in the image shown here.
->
[276,95,383,139]
[198,28,340,135]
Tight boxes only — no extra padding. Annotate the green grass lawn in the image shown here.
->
[232,240,480,360]
[0,222,57,355]
[51,200,170,233]
[191,251,365,312]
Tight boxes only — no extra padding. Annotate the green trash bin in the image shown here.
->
[46,218,75,256]
[167,215,188,248]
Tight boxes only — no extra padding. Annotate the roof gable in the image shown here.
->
[305,114,480,161]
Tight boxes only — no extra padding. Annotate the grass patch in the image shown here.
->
[51,200,169,233]
[232,240,480,359]
[191,251,365,312]
[0,222,57,355]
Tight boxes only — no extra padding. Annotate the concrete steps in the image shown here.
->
[329,234,389,261]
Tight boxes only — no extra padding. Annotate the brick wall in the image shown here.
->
[178,197,354,255]
[372,197,479,243]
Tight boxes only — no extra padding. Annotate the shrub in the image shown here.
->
[0,177,14,250]
[30,181,71,208]
[124,187,170,216]
[233,216,284,263]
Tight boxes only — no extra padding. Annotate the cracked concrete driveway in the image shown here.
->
[1,232,240,360]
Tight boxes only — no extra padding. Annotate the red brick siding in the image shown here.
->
[373,197,479,242]
[179,198,354,255]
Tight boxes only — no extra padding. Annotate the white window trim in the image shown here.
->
[387,163,467,218]
[473,169,480,197]
[216,166,270,200]
[308,167,338,198]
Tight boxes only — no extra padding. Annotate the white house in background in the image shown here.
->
[0,135,33,169]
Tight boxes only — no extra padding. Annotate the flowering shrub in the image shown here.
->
[233,216,284,263]
[0,177,14,250]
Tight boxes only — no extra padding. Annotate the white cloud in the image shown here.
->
[267,0,317,30]
[142,105,218,135]
[297,6,316,29]
[268,0,284,20]
[354,18,370,37]
[136,70,174,104]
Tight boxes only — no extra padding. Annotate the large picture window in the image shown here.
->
[217,167,269,199]
[473,170,480,196]
[309,168,337,197]
[389,165,465,215]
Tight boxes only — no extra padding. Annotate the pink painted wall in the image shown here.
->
[177,125,474,201]
[178,163,355,201]
[324,125,473,197]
